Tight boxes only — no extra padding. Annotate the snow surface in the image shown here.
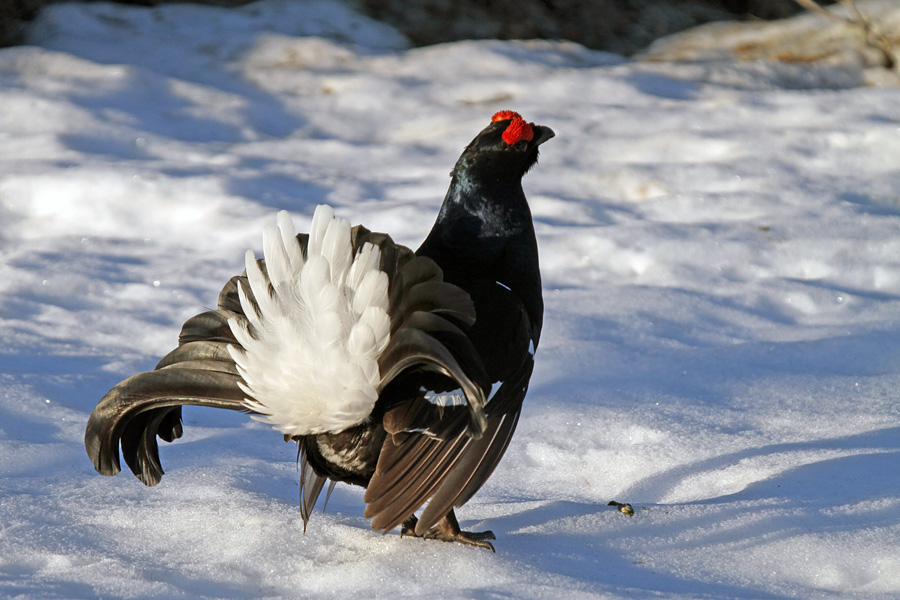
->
[2,1,900,598]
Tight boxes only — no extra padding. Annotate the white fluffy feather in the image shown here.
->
[227,206,391,436]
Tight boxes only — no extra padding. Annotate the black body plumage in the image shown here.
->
[85,113,553,550]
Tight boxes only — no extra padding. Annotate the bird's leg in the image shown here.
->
[423,510,495,552]
[399,512,495,550]
[400,515,420,538]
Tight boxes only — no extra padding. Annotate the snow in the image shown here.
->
[2,1,900,598]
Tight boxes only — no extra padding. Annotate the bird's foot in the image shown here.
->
[424,527,496,551]
[400,512,495,551]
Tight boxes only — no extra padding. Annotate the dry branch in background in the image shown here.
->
[795,0,896,68]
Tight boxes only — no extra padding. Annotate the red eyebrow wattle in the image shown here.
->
[491,110,522,122]
[501,118,534,145]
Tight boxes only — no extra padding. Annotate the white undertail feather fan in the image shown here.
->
[227,206,391,436]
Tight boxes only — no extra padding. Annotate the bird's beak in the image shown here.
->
[532,125,555,146]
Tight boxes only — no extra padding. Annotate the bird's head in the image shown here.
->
[452,111,555,184]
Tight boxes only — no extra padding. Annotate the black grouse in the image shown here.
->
[85,111,553,551]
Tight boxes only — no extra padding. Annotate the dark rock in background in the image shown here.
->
[353,0,819,55]
[1,0,44,46]
[2,0,830,54]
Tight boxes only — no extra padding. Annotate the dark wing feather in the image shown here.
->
[155,340,235,368]
[378,327,488,438]
[363,279,536,535]
[416,359,532,530]
[85,261,266,486]
[376,254,490,438]
[299,444,328,531]
[364,357,533,535]
[85,367,249,485]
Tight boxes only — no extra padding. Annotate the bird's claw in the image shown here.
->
[399,513,496,551]
[400,517,418,539]
[424,528,495,551]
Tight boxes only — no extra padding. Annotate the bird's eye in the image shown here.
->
[513,140,528,151]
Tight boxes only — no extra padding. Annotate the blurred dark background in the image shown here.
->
[1,0,832,54]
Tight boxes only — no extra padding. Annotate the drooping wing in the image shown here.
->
[85,367,248,486]
[85,236,276,486]
[376,256,491,438]
[364,356,533,535]
[85,285,259,486]
[363,285,536,535]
